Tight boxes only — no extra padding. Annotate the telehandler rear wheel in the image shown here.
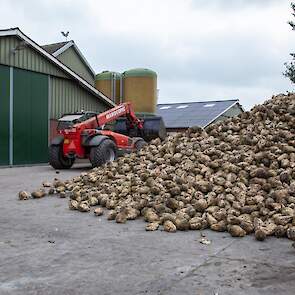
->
[89,139,117,167]
[49,145,74,169]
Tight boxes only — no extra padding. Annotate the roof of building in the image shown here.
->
[0,28,115,107]
[42,40,95,76]
[42,41,70,54]
[157,99,243,129]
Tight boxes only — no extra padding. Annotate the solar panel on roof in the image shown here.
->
[156,100,239,128]
[176,105,188,109]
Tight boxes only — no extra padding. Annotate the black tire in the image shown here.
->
[89,139,117,167]
[49,145,74,169]
[134,138,147,151]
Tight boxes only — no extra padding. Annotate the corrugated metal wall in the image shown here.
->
[0,35,111,120]
[13,68,49,164]
[50,76,108,119]
[0,36,67,78]
[57,47,95,86]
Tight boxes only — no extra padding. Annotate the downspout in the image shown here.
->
[113,73,116,103]
[120,74,123,103]
[111,73,114,102]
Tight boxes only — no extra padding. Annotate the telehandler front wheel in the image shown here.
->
[89,139,117,167]
[134,138,147,151]
[49,145,75,169]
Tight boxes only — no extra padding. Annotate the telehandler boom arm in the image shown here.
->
[73,102,144,130]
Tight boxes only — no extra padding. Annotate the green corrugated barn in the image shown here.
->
[0,27,115,166]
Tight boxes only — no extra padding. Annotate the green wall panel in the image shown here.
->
[13,68,48,165]
[50,76,108,119]
[0,64,10,165]
[0,36,67,78]
[57,47,94,85]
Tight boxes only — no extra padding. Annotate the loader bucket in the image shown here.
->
[114,116,167,142]
[142,116,167,141]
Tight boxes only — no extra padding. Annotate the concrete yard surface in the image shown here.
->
[0,165,295,295]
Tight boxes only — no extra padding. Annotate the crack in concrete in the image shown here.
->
[137,239,238,294]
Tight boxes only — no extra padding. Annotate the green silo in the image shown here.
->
[95,71,122,104]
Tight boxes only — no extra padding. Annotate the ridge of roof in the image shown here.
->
[42,40,72,47]
[157,99,239,106]
[0,27,114,107]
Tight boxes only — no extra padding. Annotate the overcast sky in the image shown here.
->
[1,0,295,109]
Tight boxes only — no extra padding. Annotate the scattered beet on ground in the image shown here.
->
[19,94,295,242]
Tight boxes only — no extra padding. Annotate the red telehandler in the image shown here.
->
[49,102,166,169]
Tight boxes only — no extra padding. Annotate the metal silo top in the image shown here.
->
[123,68,157,78]
[95,71,121,80]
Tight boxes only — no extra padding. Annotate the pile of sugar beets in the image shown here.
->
[19,94,295,242]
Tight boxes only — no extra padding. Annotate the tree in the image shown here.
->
[284,2,295,83]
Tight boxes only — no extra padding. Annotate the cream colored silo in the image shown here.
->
[123,68,157,114]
